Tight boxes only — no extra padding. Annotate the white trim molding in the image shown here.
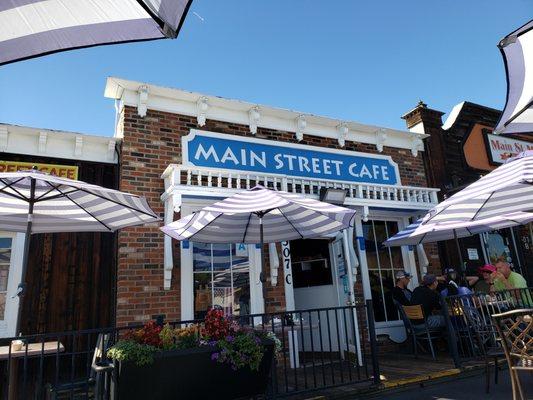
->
[337,123,348,147]
[0,124,120,164]
[105,77,428,151]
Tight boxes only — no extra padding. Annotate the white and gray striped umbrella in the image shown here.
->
[423,151,533,224]
[494,19,533,135]
[0,0,192,66]
[0,169,159,335]
[0,170,159,232]
[385,212,533,247]
[161,186,356,243]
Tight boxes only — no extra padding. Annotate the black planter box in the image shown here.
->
[111,340,275,400]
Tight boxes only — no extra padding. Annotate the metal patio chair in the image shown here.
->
[492,309,533,400]
[394,300,444,360]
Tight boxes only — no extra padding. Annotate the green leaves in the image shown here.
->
[107,340,159,366]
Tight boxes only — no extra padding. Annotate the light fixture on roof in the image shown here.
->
[319,187,347,205]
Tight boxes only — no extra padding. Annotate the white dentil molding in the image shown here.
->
[105,77,428,151]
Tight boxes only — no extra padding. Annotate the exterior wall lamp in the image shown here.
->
[319,187,347,205]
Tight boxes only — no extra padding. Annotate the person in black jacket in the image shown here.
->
[411,274,445,328]
[392,270,413,306]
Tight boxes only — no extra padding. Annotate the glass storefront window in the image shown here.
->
[192,243,250,319]
[0,238,13,321]
[362,220,404,323]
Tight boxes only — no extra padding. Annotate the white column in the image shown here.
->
[180,241,194,320]
[354,216,371,300]
[249,245,264,315]
[342,229,363,366]
[281,241,295,311]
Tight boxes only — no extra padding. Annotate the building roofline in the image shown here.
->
[104,77,428,155]
[0,123,120,164]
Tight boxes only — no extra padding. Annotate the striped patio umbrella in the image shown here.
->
[494,19,533,135]
[423,151,533,224]
[385,212,533,274]
[161,186,356,298]
[161,186,356,243]
[385,212,533,247]
[0,0,192,66]
[0,169,159,334]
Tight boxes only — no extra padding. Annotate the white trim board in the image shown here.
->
[105,77,427,154]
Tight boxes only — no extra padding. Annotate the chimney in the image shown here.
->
[402,101,446,195]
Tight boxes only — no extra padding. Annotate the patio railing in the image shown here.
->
[0,301,380,399]
[442,287,533,367]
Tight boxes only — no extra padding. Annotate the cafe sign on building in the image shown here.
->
[0,161,78,179]
[485,133,533,164]
[183,130,400,185]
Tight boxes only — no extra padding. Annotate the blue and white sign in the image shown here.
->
[183,130,400,185]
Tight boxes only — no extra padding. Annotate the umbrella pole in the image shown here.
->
[453,230,465,276]
[14,177,36,336]
[259,215,267,313]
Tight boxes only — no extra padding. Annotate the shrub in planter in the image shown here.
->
[107,309,276,400]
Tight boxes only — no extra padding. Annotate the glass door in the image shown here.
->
[192,243,250,319]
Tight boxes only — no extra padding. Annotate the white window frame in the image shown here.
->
[357,212,418,343]
[0,232,25,338]
[180,199,263,320]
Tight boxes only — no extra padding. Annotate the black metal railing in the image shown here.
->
[0,301,379,399]
[442,287,533,366]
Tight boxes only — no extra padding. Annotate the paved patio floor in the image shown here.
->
[362,369,533,400]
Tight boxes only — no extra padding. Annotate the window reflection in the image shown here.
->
[193,243,250,319]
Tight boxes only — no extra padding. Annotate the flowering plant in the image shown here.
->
[107,309,273,370]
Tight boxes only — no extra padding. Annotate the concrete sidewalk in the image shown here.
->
[362,369,533,399]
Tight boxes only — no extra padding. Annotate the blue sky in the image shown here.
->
[0,1,530,136]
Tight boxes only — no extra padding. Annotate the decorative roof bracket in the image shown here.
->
[196,97,209,127]
[295,115,306,142]
[248,107,261,134]
[137,85,149,118]
[375,129,388,153]
[337,123,349,147]
[38,131,47,153]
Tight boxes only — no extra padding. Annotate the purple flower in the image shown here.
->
[211,352,219,361]
[226,335,234,342]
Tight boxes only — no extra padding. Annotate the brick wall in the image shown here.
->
[116,105,437,326]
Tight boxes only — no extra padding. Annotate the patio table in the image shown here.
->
[1,341,64,400]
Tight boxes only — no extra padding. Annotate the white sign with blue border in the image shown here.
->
[182,130,400,185]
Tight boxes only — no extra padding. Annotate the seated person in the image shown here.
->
[473,264,496,294]
[440,268,473,297]
[392,270,413,306]
[411,274,446,328]
[492,259,527,290]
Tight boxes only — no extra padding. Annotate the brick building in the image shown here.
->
[105,77,441,343]
[403,101,533,285]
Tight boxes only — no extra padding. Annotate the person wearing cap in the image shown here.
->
[392,270,413,306]
[410,274,445,328]
[440,268,472,297]
[473,264,496,294]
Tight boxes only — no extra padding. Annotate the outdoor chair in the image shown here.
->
[492,309,533,400]
[394,300,444,360]
[458,296,504,394]
[46,333,114,400]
